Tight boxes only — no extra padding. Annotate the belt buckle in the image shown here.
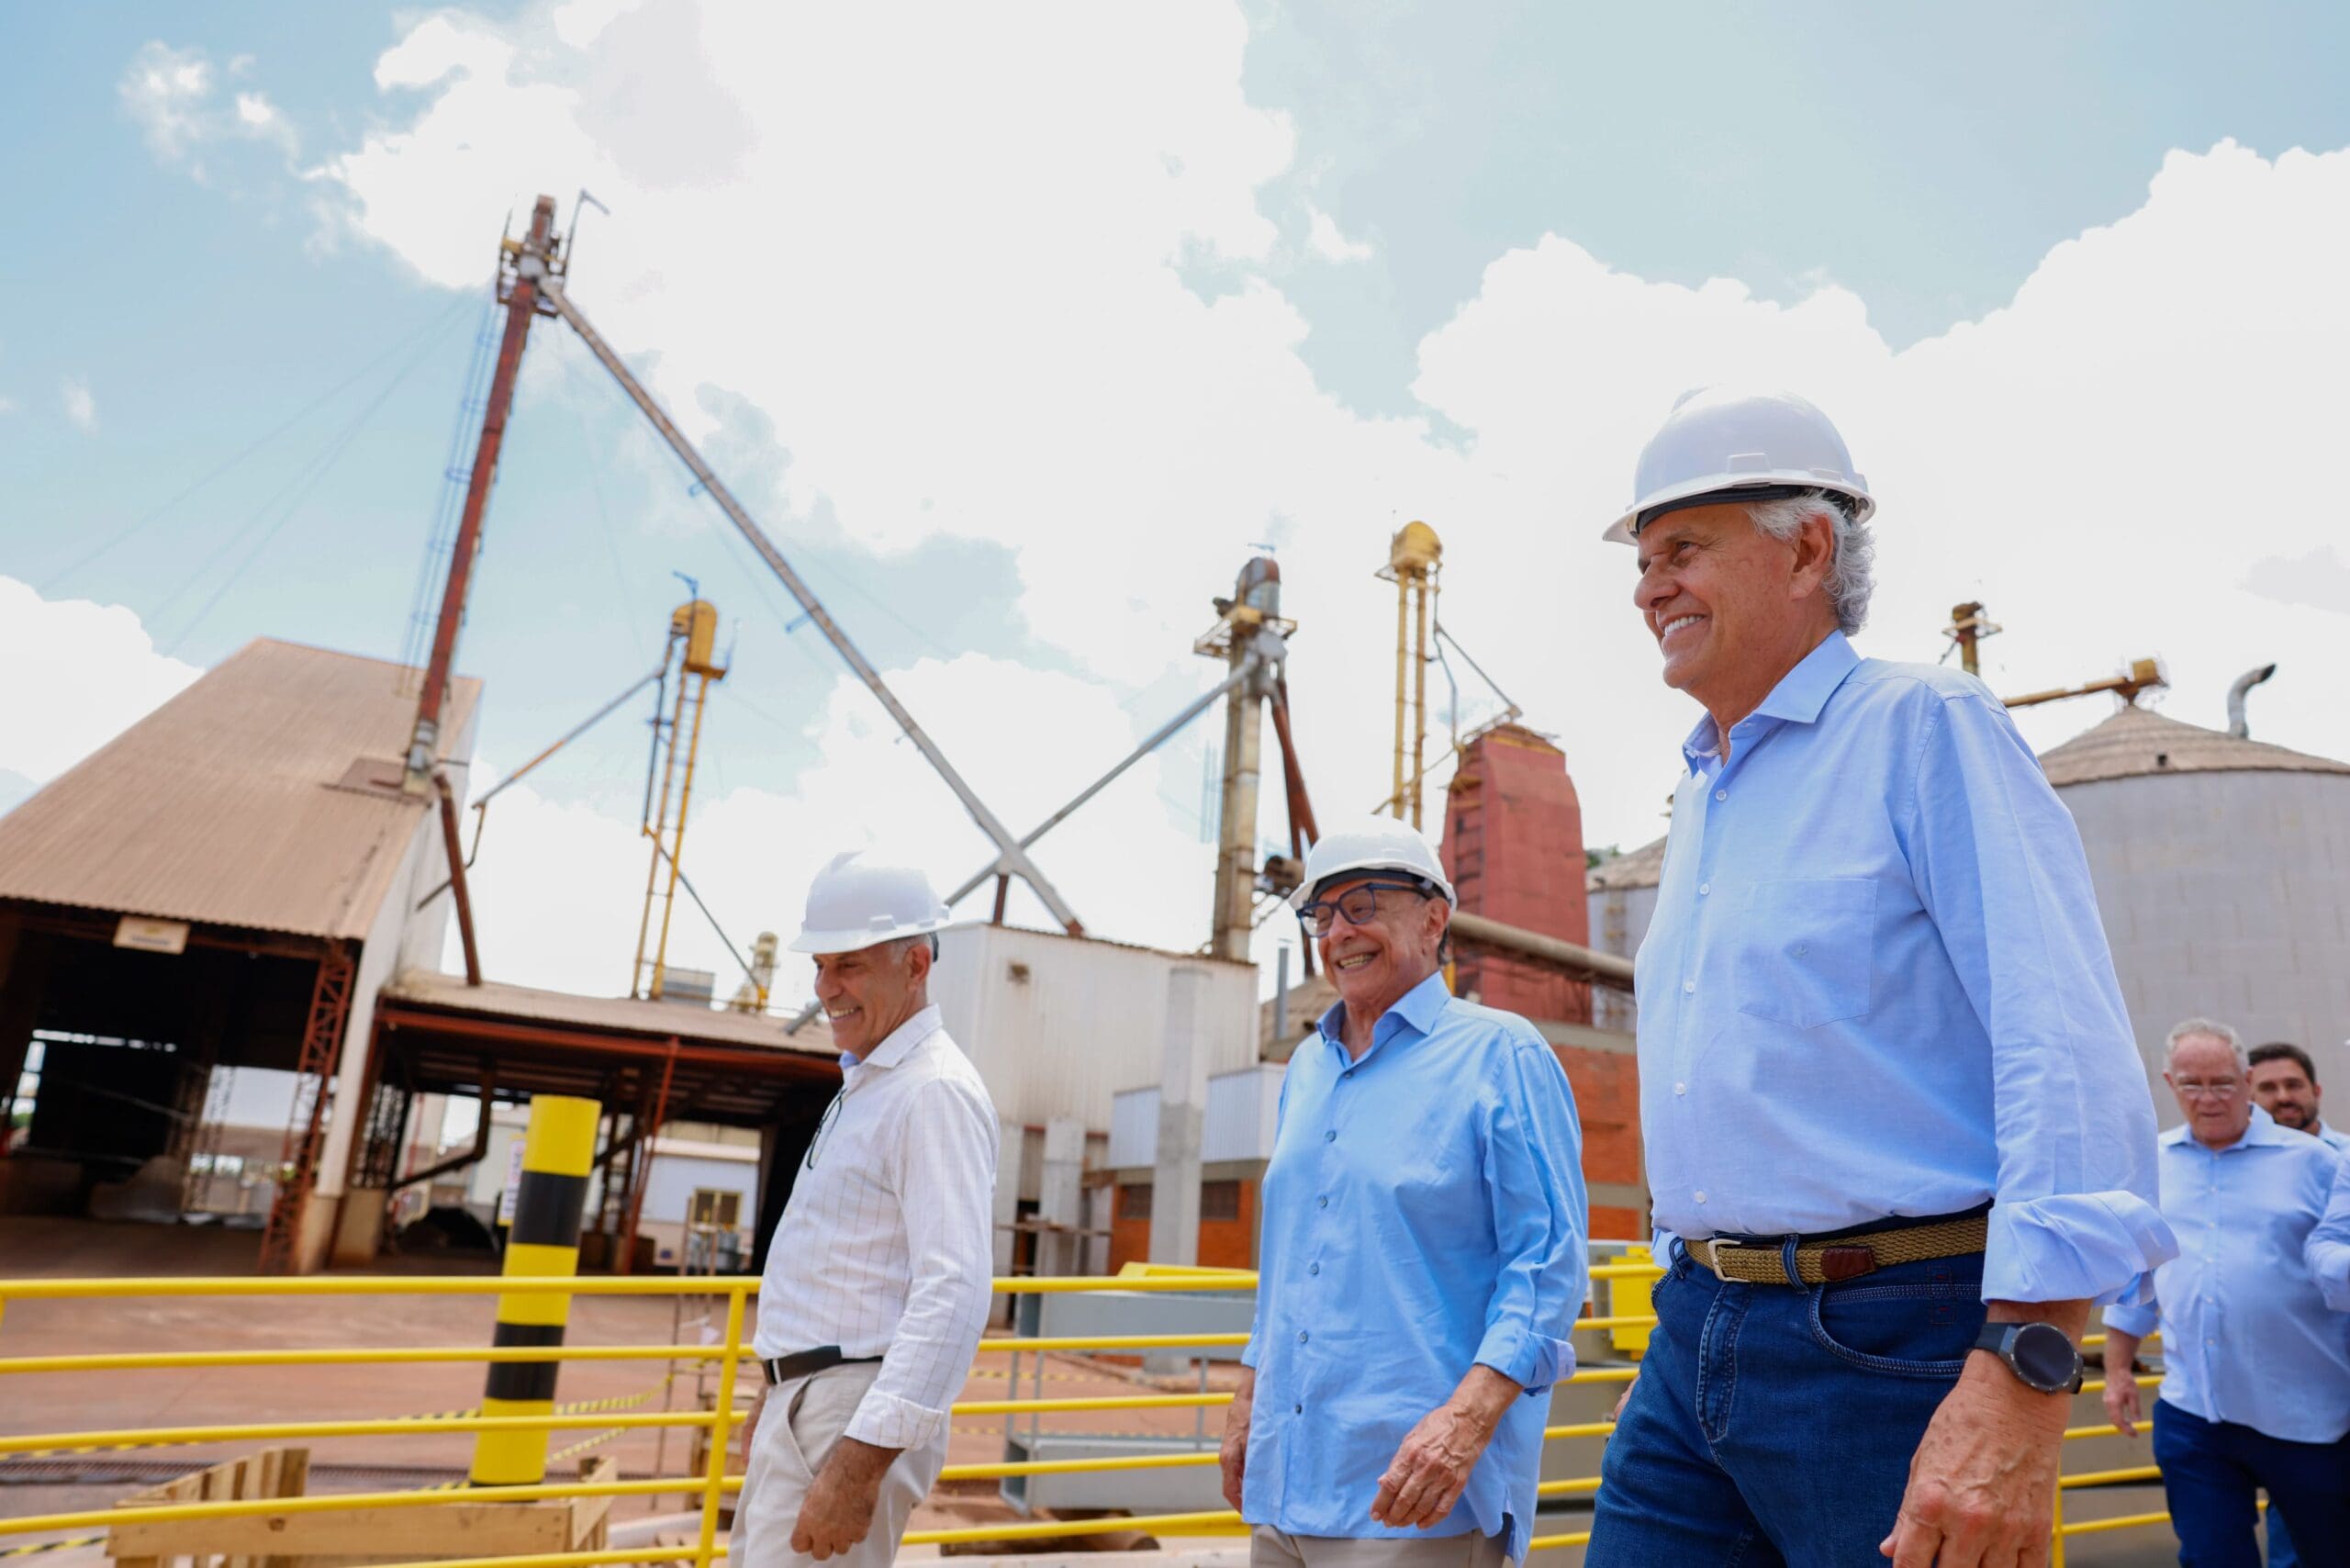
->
[1706,1237,1756,1280]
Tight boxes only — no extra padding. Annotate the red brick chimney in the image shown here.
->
[1441,723,1593,1025]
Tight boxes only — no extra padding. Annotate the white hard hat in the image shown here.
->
[1603,386,1874,544]
[1287,815,1457,912]
[788,849,952,955]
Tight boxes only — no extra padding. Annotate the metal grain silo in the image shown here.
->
[2042,703,2350,1121]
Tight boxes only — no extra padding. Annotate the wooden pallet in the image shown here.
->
[106,1449,616,1568]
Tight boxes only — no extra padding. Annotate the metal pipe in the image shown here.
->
[542,280,1085,935]
[433,775,483,986]
[1449,910,1635,991]
[2227,662,2277,738]
[1411,576,1430,828]
[1392,571,1410,819]
[404,197,557,792]
[1273,946,1289,1042]
[388,1068,496,1193]
[944,663,1250,909]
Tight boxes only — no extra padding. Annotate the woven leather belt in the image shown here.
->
[761,1345,884,1385]
[1693,1214,1989,1286]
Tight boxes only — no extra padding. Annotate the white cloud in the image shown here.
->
[0,579,201,786]
[60,377,96,434]
[119,40,298,182]
[278,5,2350,951]
[1305,205,1373,263]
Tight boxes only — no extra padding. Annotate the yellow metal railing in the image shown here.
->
[0,1262,2185,1562]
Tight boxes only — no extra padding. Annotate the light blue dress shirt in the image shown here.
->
[1243,972,1588,1560]
[2103,1107,2350,1443]
[1635,632,2176,1303]
[2306,1152,2350,1314]
[2312,1122,2350,1155]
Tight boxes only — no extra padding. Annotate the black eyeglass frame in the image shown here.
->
[1294,879,1438,938]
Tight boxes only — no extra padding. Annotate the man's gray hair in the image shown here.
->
[1748,490,1875,636]
[2165,1015,2248,1071]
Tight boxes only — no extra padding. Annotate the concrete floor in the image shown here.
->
[0,1218,2188,1563]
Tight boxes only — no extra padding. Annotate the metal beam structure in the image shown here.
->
[538,273,1086,935]
[403,196,558,794]
[1196,559,1290,963]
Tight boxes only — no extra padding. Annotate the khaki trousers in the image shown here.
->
[1250,1526,1514,1568]
[730,1363,947,1568]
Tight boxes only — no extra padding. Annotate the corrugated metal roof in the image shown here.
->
[2040,704,2350,788]
[0,638,481,940]
[1587,834,1668,892]
[381,968,838,1059]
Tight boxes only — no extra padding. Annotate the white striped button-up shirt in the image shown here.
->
[754,1004,999,1450]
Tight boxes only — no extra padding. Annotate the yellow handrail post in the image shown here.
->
[2049,1479,2065,1568]
[473,1094,600,1486]
[698,1286,747,1568]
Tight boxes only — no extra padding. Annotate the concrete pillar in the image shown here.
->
[1039,1115,1086,1279]
[1149,967,1210,1271]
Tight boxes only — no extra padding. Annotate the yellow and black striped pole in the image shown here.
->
[471,1093,599,1487]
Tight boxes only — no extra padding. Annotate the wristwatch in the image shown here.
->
[1973,1322,2084,1394]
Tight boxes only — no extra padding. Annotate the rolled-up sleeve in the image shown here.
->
[2100,1273,2161,1340]
[845,1078,1000,1450]
[1470,1039,1589,1394]
[1906,693,2177,1304]
[2305,1152,2350,1314]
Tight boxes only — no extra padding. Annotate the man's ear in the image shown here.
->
[904,937,934,985]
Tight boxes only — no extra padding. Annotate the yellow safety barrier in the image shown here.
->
[0,1263,2188,1563]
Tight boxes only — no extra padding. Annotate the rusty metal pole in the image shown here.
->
[616,1042,677,1275]
[403,196,559,793]
[433,774,484,985]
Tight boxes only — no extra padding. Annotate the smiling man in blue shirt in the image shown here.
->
[1223,816,1588,1568]
[2101,1018,2350,1565]
[1583,388,2177,1568]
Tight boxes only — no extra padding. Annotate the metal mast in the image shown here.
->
[1379,522,1441,827]
[1197,557,1291,962]
[403,196,558,794]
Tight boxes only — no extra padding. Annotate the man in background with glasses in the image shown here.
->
[2101,1016,2350,1564]
[1225,815,1588,1568]
[733,849,998,1568]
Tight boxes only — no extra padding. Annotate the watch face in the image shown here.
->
[2009,1323,2080,1391]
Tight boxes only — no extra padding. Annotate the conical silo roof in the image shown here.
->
[2039,703,2350,788]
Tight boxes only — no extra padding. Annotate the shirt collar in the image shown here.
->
[1314,969,1451,1059]
[842,1003,942,1072]
[2160,1103,2288,1153]
[1680,631,1862,773]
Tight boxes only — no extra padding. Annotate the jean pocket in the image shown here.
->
[1807,1281,1984,1380]
[1731,878,1875,1030]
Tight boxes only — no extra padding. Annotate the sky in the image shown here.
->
[6,1,2350,1012]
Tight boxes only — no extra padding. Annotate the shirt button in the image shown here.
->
[1695,1191,1707,1204]
[1715,789,1728,802]
[1309,1262,1320,1276]
[1298,1331,1310,1344]
[1698,882,1710,895]
[1324,1130,1337,1142]
[1293,1405,1303,1414]
[1793,944,1808,958]
[1317,1195,1328,1209]
[1682,979,1695,994]
[1674,1082,1687,1096]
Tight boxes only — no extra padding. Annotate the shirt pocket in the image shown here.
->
[1731,878,1876,1030]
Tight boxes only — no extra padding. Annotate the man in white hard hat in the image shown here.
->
[1583,387,2177,1568]
[731,850,998,1568]
[1224,816,1588,1568]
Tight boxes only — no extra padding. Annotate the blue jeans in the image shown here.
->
[1585,1242,1986,1566]
[2151,1400,2350,1568]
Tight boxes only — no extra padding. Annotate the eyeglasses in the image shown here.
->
[2172,1081,2244,1101]
[803,1088,846,1169]
[1296,880,1431,938]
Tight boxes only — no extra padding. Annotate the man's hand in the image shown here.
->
[1879,1300,2087,1568]
[1371,1365,1521,1530]
[2099,1329,2144,1438]
[1608,1374,1636,1423]
[1219,1368,1256,1513]
[737,1385,767,1470]
[789,1436,898,1562]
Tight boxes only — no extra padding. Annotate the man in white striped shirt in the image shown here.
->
[733,850,1000,1567]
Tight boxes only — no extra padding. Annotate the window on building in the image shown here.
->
[1201,1180,1242,1222]
[1118,1182,1153,1221]
[688,1188,743,1228]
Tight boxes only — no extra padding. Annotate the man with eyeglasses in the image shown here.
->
[1583,387,2176,1568]
[2101,1017,2350,1565]
[733,850,998,1568]
[1225,815,1588,1568]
